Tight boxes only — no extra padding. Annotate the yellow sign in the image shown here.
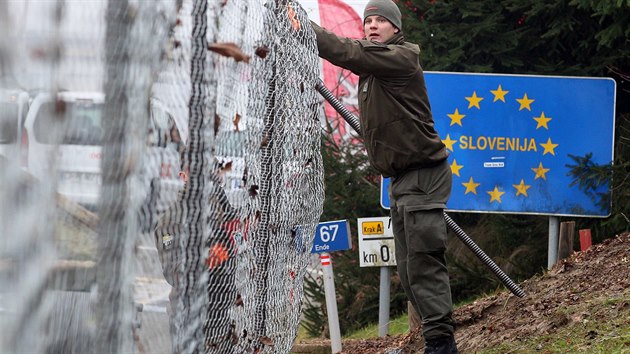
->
[362,221,383,235]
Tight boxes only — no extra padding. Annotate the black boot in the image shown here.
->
[424,335,459,354]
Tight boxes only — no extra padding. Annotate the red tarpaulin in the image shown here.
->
[317,0,364,143]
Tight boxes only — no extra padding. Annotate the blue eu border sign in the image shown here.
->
[311,220,352,254]
[381,72,616,217]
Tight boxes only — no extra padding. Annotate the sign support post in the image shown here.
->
[378,266,391,337]
[320,253,341,353]
[548,216,559,269]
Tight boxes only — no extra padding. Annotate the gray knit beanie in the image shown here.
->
[363,0,402,31]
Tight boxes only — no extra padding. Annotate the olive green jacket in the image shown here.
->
[312,22,448,177]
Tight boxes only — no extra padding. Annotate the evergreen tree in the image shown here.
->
[400,0,630,77]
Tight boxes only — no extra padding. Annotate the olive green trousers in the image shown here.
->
[388,160,455,340]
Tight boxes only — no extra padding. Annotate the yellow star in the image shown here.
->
[490,85,509,102]
[465,91,484,109]
[540,138,559,156]
[442,134,457,152]
[516,93,534,111]
[450,159,463,177]
[533,111,552,130]
[531,162,550,180]
[462,176,480,195]
[512,179,531,197]
[448,109,466,126]
[487,186,505,203]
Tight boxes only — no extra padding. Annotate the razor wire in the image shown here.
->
[1,0,324,353]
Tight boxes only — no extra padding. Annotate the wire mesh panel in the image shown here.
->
[0,0,176,352]
[1,0,323,353]
[247,2,324,353]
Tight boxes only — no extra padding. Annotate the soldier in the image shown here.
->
[311,0,458,353]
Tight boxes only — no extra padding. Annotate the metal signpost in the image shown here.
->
[357,216,395,337]
[311,220,352,354]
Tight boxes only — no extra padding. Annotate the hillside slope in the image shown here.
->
[337,232,630,353]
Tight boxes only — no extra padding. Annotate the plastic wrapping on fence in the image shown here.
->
[1,0,323,353]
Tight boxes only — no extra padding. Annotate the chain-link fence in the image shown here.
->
[0,0,324,353]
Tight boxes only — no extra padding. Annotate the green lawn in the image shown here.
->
[343,313,410,339]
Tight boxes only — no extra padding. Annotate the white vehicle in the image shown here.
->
[22,92,183,218]
[0,88,30,163]
[22,91,104,208]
